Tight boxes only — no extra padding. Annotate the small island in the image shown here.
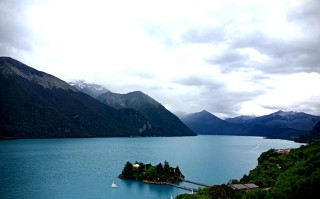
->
[119,161,185,183]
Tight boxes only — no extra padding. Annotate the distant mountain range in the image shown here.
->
[226,110,320,131]
[0,57,195,139]
[181,110,320,140]
[72,79,320,141]
[2,57,318,141]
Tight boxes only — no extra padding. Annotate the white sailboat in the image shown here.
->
[111,180,118,188]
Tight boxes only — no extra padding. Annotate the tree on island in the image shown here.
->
[156,163,163,174]
[119,161,185,183]
[120,161,134,179]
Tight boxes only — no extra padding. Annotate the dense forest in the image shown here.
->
[176,140,320,199]
[119,161,185,182]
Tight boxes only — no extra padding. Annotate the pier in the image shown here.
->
[143,180,198,192]
[184,179,214,187]
[142,179,215,192]
[167,182,198,192]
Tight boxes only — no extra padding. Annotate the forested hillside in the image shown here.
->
[176,140,320,199]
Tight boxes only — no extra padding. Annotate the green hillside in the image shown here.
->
[176,140,320,199]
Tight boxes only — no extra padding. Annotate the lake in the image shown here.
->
[0,135,303,199]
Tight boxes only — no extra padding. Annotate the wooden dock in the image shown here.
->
[184,179,214,187]
[143,180,198,192]
[142,179,215,192]
[167,182,198,192]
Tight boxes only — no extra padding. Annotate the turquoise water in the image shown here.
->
[0,135,302,199]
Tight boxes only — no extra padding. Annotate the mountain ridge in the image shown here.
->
[248,110,319,131]
[1,57,78,91]
[0,57,194,138]
[226,110,320,131]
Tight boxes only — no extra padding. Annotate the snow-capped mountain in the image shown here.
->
[225,115,256,123]
[270,110,302,118]
[249,110,320,131]
[69,80,110,98]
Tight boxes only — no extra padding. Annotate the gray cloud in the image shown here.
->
[175,76,225,89]
[193,1,320,75]
[199,88,265,116]
[0,1,34,55]
[231,32,320,74]
[175,76,206,86]
[261,96,320,116]
[175,75,266,116]
[287,0,320,33]
[206,50,250,73]
[208,50,247,65]
[1,0,319,117]
[205,29,320,74]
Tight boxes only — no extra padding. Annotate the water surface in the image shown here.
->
[0,135,303,199]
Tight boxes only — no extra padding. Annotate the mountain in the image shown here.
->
[173,111,191,119]
[181,110,236,135]
[96,91,195,136]
[247,110,320,131]
[311,121,320,135]
[296,121,320,143]
[0,57,188,139]
[309,121,320,140]
[69,80,110,98]
[225,115,256,123]
[181,110,305,139]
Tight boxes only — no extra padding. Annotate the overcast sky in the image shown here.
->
[1,0,319,117]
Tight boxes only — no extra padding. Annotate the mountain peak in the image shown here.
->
[0,56,16,62]
[97,90,161,110]
[273,110,301,117]
[125,91,161,107]
[186,110,221,121]
[198,110,216,117]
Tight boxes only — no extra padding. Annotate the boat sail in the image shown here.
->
[111,180,118,188]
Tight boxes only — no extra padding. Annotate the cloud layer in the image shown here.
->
[1,0,319,117]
